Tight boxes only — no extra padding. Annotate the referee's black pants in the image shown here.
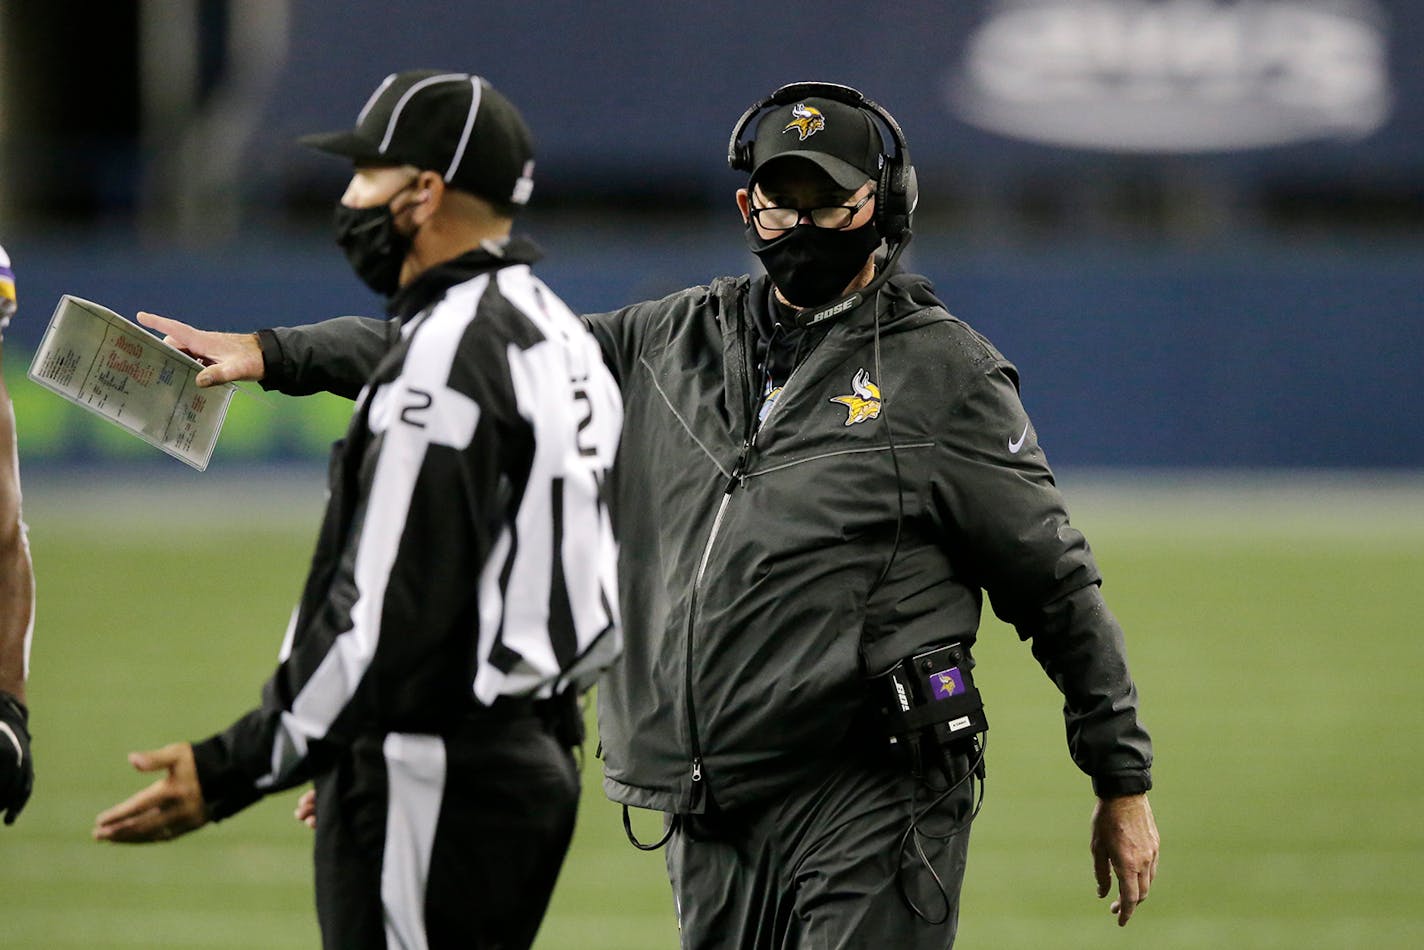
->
[312,706,580,950]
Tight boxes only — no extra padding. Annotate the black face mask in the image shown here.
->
[746,219,882,309]
[333,187,417,297]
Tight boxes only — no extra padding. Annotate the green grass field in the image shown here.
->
[3,471,1422,948]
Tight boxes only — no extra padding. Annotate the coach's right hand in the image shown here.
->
[93,742,209,843]
[137,312,266,388]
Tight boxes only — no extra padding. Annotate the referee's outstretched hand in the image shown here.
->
[1091,793,1159,927]
[137,312,266,388]
[93,742,209,844]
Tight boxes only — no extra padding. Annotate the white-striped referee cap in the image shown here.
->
[300,70,535,210]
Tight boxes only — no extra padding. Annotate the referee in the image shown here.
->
[93,71,623,950]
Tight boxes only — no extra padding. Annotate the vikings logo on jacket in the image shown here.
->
[783,103,825,141]
[830,368,881,426]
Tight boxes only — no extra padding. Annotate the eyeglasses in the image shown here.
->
[749,191,874,231]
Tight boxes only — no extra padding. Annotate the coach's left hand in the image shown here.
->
[93,742,209,843]
[1091,792,1159,926]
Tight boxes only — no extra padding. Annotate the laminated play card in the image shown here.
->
[27,295,237,470]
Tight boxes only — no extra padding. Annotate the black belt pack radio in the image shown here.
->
[876,641,988,765]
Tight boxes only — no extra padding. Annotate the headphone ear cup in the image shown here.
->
[876,160,912,242]
[733,141,753,173]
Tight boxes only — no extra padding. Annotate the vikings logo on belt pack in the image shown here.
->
[783,103,826,141]
[830,368,881,426]
[930,666,965,700]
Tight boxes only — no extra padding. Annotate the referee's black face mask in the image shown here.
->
[333,182,423,297]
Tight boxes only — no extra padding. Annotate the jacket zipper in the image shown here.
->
[679,295,843,805]
[683,440,750,808]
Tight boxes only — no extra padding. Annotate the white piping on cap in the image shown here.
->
[445,76,482,182]
[378,72,468,155]
[356,73,398,127]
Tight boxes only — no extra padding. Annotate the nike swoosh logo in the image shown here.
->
[1008,423,1029,454]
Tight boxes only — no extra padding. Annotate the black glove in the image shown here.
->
[0,691,33,825]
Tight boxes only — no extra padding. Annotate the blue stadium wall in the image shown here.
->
[6,231,1420,470]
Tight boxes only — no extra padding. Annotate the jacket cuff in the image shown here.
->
[1092,770,1152,798]
[255,329,288,393]
[191,735,265,822]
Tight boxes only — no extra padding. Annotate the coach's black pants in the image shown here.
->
[312,707,579,950]
[665,750,975,950]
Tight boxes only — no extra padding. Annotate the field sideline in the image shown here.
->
[3,469,1421,948]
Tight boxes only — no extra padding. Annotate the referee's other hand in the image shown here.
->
[93,742,209,843]
[294,787,317,829]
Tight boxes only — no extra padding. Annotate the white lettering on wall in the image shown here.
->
[947,0,1392,151]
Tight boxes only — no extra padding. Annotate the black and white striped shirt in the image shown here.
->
[192,244,621,815]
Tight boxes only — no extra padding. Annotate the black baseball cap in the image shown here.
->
[300,70,535,210]
[748,96,881,191]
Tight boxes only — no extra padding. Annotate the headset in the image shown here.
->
[727,81,918,245]
[727,81,919,328]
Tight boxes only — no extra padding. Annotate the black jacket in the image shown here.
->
[255,269,1153,815]
[584,272,1151,813]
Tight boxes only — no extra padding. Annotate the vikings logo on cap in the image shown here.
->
[783,103,826,142]
[830,368,881,426]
